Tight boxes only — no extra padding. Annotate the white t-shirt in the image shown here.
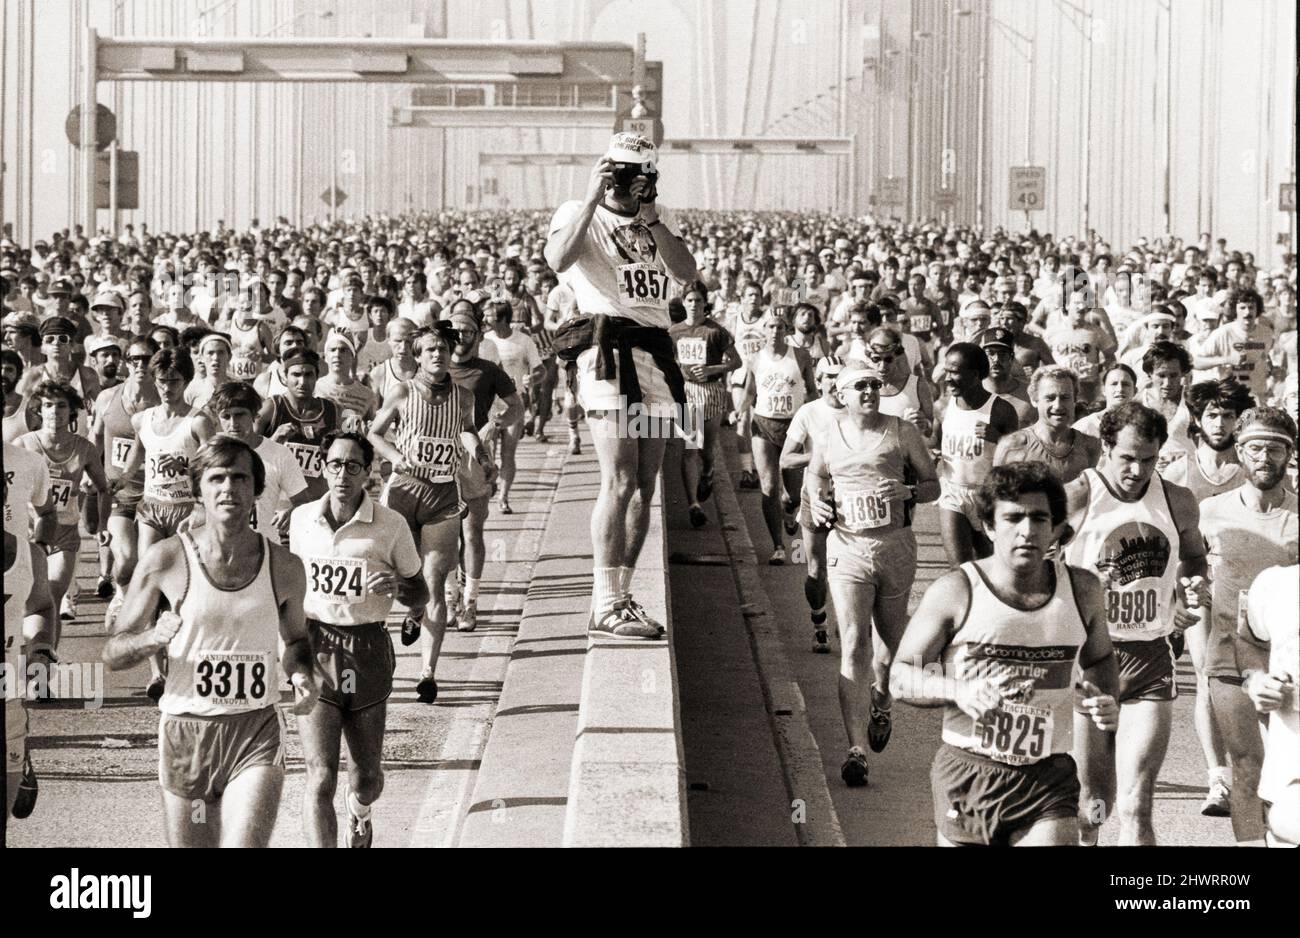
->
[1243,564,1300,806]
[3,441,50,532]
[481,331,542,390]
[547,200,681,327]
[254,436,308,537]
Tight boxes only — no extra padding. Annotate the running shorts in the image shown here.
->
[42,522,81,556]
[307,620,396,712]
[381,473,460,541]
[138,499,194,537]
[825,527,917,599]
[684,380,731,423]
[751,414,792,449]
[1113,636,1178,703]
[575,345,677,413]
[158,706,285,802]
[938,479,984,530]
[110,481,144,518]
[931,743,1081,846]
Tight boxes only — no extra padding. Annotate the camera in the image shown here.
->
[610,161,659,201]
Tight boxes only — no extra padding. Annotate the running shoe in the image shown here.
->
[103,590,125,634]
[416,670,439,703]
[400,614,422,646]
[841,747,869,787]
[95,575,115,600]
[456,599,478,633]
[60,593,77,621]
[347,809,374,848]
[696,471,714,503]
[498,496,513,515]
[145,676,166,703]
[783,514,799,536]
[569,436,581,456]
[624,597,665,636]
[1200,780,1232,817]
[11,755,38,819]
[812,626,831,654]
[867,703,893,753]
[738,469,760,489]
[589,602,659,640]
[536,431,549,444]
[769,547,786,565]
[689,505,707,528]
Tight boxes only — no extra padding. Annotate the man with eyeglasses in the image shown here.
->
[1198,406,1299,845]
[866,325,934,438]
[369,323,494,702]
[92,337,160,620]
[289,431,428,847]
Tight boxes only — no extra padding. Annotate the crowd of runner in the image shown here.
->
[3,166,1297,847]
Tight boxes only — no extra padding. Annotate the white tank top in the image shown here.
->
[941,561,1087,763]
[824,416,908,536]
[732,313,768,367]
[138,407,197,504]
[877,373,922,420]
[159,533,281,716]
[2,407,30,444]
[228,321,264,383]
[1065,468,1181,640]
[940,394,996,486]
[26,434,88,525]
[752,347,806,419]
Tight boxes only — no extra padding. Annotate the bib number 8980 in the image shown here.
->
[1106,588,1158,628]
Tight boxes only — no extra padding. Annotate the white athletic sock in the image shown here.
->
[739,452,754,472]
[619,566,633,602]
[1211,767,1232,787]
[347,789,372,818]
[464,576,480,604]
[593,567,621,616]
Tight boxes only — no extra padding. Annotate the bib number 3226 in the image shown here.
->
[617,263,669,307]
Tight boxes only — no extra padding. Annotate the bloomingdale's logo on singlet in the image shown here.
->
[1096,521,1171,584]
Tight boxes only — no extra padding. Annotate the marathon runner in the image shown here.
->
[447,303,518,631]
[670,281,739,527]
[893,462,1119,845]
[254,348,340,501]
[1072,362,1137,438]
[2,349,36,442]
[978,325,1036,427]
[104,436,319,847]
[727,282,769,489]
[930,343,1020,565]
[1064,401,1208,845]
[1198,406,1298,844]
[1240,559,1300,847]
[316,332,378,435]
[253,325,309,402]
[480,300,542,514]
[289,431,429,847]
[866,325,934,436]
[744,314,817,564]
[369,322,493,698]
[805,360,939,784]
[780,355,846,653]
[994,365,1102,483]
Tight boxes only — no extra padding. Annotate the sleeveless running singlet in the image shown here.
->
[824,415,908,536]
[26,435,90,524]
[941,560,1087,765]
[392,379,466,487]
[1065,468,1181,641]
[752,347,806,420]
[160,533,281,717]
[100,383,146,484]
[267,396,339,481]
[138,408,197,504]
[877,373,922,419]
[940,394,997,486]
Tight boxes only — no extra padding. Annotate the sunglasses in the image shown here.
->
[324,458,366,477]
[42,334,72,345]
[851,378,884,392]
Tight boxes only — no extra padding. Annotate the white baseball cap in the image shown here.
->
[604,132,658,171]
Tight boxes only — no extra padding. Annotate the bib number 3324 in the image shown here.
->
[617,263,669,307]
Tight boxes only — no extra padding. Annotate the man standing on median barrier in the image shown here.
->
[544,133,697,639]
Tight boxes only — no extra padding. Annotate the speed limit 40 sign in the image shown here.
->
[1009,166,1046,212]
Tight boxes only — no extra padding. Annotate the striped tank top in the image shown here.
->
[393,377,467,486]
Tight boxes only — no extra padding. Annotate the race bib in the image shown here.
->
[762,392,795,417]
[739,336,765,359]
[414,436,456,483]
[110,436,134,471]
[193,650,273,711]
[973,701,1054,766]
[615,263,670,308]
[145,452,193,501]
[229,355,262,381]
[910,314,933,333]
[286,442,325,479]
[676,337,708,366]
[943,430,986,461]
[1104,583,1162,633]
[837,489,893,532]
[307,556,368,605]
[49,477,76,521]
